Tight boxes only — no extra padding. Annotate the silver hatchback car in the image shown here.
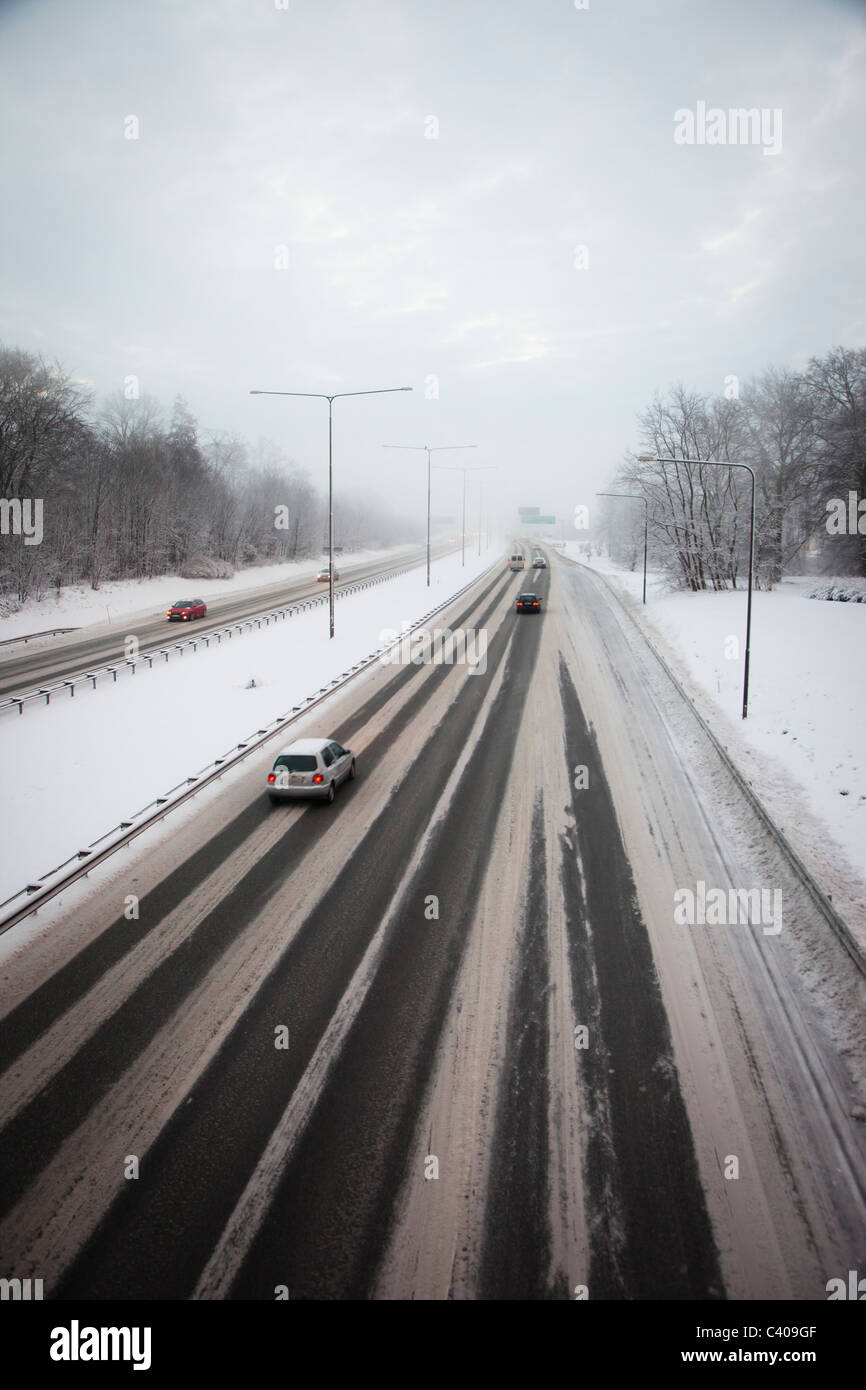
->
[267,736,356,804]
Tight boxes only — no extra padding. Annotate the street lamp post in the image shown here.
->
[382,444,477,585]
[597,492,648,604]
[477,473,495,556]
[250,386,412,637]
[433,463,495,565]
[637,453,756,718]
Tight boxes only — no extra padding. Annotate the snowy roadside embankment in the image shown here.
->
[0,545,501,904]
[563,545,866,918]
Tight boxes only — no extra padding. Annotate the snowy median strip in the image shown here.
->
[0,555,502,933]
[0,562,421,717]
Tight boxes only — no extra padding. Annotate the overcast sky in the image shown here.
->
[1,0,864,532]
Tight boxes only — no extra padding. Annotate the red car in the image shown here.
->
[516,592,541,613]
[166,597,207,621]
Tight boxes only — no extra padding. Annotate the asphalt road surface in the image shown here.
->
[0,551,863,1299]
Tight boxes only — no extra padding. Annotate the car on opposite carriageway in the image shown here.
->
[166,597,207,620]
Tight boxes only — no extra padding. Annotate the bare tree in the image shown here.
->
[630,385,750,590]
[0,342,421,600]
[806,347,866,575]
[740,368,816,585]
[0,346,92,498]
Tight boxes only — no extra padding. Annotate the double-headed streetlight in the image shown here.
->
[596,491,648,604]
[381,444,477,585]
[637,453,756,718]
[433,462,495,565]
[250,386,412,637]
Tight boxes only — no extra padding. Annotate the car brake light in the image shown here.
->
[312,773,324,783]
[267,773,276,783]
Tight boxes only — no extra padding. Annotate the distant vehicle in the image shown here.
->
[267,737,356,804]
[316,567,340,582]
[166,598,207,621]
[532,556,547,568]
[508,554,525,571]
[516,592,541,613]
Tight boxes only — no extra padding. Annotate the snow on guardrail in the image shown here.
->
[0,627,80,649]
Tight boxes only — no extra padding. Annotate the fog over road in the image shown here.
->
[0,552,863,1300]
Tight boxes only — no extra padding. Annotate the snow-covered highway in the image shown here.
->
[0,550,863,1300]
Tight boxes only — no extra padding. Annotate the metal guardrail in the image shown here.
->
[0,627,80,649]
[559,552,866,981]
[0,564,420,717]
[0,557,505,934]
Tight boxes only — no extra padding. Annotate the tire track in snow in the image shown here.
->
[557,656,724,1299]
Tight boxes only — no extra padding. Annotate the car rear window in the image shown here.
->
[273,754,318,772]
